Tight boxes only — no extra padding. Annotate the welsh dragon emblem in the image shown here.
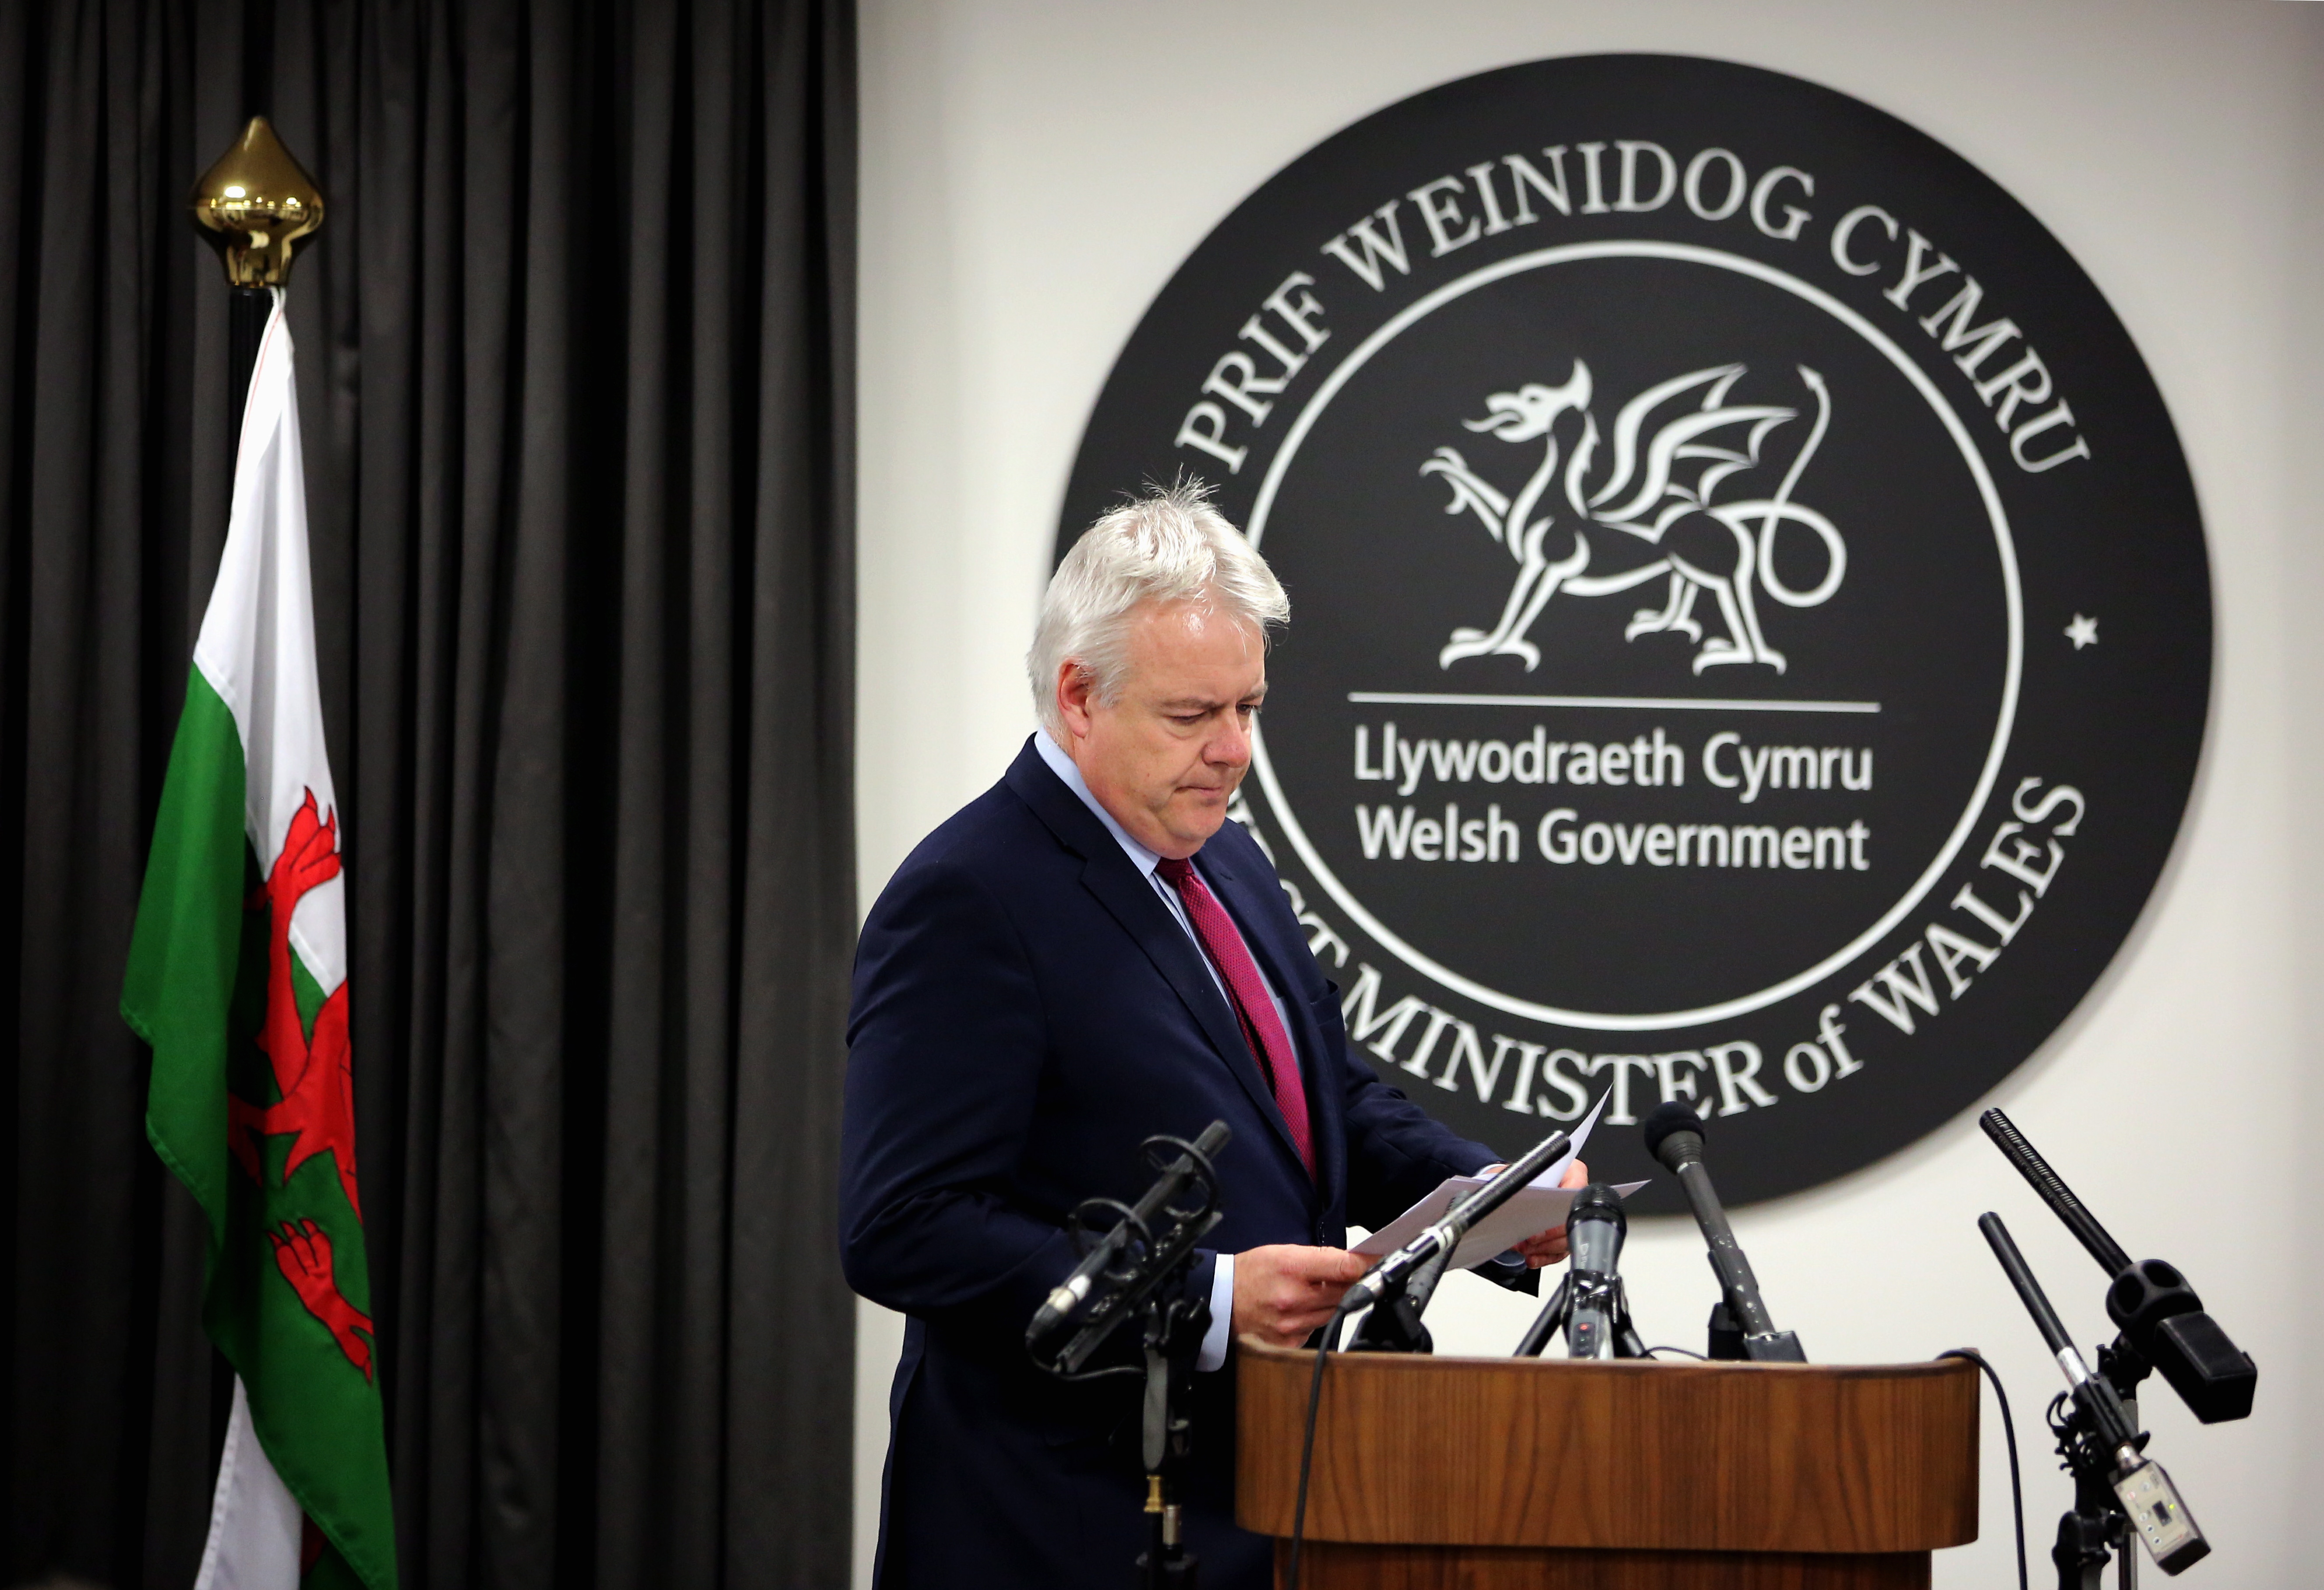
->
[231,790,374,1379]
[1420,359,1848,673]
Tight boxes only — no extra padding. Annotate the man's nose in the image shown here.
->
[1206,714,1252,767]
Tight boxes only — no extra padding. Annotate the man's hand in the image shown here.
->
[1504,1157,1590,1268]
[1232,1245,1371,1347]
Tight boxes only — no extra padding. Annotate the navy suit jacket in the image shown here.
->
[841,739,1503,1588]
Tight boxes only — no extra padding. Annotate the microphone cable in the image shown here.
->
[1938,1348,2026,1590]
[1288,1127,1570,1586]
[1285,1290,1365,1590]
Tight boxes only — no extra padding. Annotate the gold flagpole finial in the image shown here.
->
[189,116,324,288]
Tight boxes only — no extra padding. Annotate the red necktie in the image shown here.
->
[1155,857,1314,1177]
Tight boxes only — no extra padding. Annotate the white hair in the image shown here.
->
[1029,480,1289,737]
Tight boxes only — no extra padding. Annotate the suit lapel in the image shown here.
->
[1004,743,1307,1173]
[1072,855,1293,1128]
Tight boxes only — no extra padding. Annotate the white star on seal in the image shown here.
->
[2066,614,2098,650]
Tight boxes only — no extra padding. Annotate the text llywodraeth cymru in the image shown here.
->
[1353,723,1876,870]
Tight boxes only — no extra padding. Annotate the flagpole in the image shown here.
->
[159,117,371,1590]
[190,116,323,417]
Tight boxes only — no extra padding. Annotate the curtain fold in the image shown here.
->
[0,4,858,1586]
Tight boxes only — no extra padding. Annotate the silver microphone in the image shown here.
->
[1564,1182,1626,1359]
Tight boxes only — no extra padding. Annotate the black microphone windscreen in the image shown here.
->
[1642,1100,1706,1165]
[1567,1180,1626,1235]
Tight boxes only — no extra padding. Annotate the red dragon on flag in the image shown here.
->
[227,789,373,1378]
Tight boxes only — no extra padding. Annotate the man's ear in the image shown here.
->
[1055,660,1097,741]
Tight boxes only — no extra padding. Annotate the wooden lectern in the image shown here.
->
[1238,1342,1978,1589]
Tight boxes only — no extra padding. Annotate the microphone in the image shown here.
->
[1980,1213,2210,1575]
[1028,1120,1232,1347]
[1341,1127,1572,1315]
[1642,1101,1805,1363]
[1980,1109,2255,1423]
[1563,1183,1626,1359]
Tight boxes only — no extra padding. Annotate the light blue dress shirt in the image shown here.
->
[1033,729,1300,1372]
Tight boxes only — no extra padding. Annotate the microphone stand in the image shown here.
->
[2051,1333,2188,1589]
[1978,1109,2252,1588]
[1029,1127,1232,1589]
[1979,1214,2208,1589]
[2053,1403,2133,1590]
[2051,1334,2174,1590]
[1346,1241,1450,1353]
[1134,1285,1210,1589]
[1512,1272,1648,1359]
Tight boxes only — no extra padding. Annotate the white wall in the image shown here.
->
[855,4,2324,1585]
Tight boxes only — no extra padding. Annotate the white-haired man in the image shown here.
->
[840,484,1580,1587]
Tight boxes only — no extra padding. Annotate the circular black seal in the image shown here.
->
[1057,55,2209,1208]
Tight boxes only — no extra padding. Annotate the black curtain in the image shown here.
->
[0,3,858,1586]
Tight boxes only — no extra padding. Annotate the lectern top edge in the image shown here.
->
[1238,1336,1971,1378]
[1237,1342,1978,1555]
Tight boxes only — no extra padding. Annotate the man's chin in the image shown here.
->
[1167,799,1231,852]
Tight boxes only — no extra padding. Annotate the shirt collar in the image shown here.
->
[1033,729,1164,880]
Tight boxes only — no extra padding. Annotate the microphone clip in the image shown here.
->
[1979,1108,2255,1424]
[1514,1268,1648,1359]
[1031,1126,1229,1381]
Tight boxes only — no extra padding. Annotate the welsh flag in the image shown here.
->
[123,292,396,1590]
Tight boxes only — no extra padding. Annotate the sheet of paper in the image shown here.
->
[1351,1092,1647,1270]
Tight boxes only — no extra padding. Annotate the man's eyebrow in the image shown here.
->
[1157,687,1268,710]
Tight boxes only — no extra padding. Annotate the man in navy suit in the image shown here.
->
[841,484,1583,1587]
